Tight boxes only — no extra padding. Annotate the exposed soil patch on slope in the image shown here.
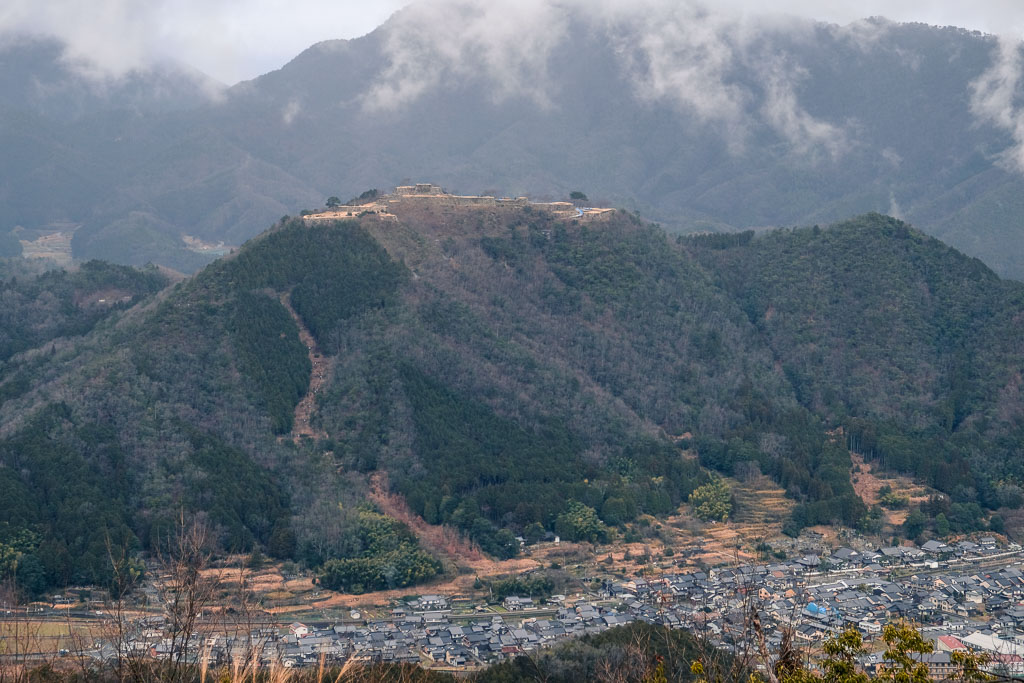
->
[368,472,539,576]
[279,292,333,441]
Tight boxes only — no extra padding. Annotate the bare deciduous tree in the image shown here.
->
[157,513,217,683]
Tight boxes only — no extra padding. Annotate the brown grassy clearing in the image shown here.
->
[850,452,931,527]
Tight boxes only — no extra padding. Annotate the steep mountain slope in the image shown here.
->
[0,224,403,585]
[689,214,1024,507]
[1,207,1022,591]
[6,15,1024,278]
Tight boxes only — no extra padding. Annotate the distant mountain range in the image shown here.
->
[4,10,1024,278]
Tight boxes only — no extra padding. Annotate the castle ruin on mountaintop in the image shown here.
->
[304,183,615,222]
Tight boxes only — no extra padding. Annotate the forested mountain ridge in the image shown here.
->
[7,14,1024,278]
[0,260,168,409]
[688,215,1024,514]
[0,207,1021,592]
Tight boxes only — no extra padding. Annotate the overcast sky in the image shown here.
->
[1,0,1023,84]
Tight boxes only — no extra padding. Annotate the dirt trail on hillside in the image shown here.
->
[280,292,332,441]
[368,473,539,576]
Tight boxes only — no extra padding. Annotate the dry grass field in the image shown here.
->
[0,619,98,655]
[850,452,932,527]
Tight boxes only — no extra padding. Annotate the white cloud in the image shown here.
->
[367,0,849,160]
[610,3,750,146]
[5,0,1024,85]
[363,0,569,110]
[758,56,849,160]
[888,190,904,219]
[3,0,1024,170]
[282,99,302,126]
[4,0,1024,86]
[970,36,1024,173]
[0,0,407,84]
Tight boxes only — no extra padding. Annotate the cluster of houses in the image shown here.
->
[599,535,1024,678]
[102,536,1024,677]
[133,596,639,670]
[272,603,637,669]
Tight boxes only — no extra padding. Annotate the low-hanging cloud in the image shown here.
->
[367,0,850,160]
[970,36,1024,173]
[6,0,1024,169]
[758,56,848,161]
[0,0,406,85]
[364,0,570,111]
[619,3,850,157]
[608,3,750,148]
[0,1,160,79]
[282,99,302,126]
[5,0,1024,84]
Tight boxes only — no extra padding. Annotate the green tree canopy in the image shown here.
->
[554,501,607,543]
[689,477,732,522]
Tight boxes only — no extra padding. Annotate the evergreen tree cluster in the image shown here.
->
[229,291,311,434]
[0,404,138,592]
[317,506,441,594]
[207,219,406,347]
[396,365,701,558]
